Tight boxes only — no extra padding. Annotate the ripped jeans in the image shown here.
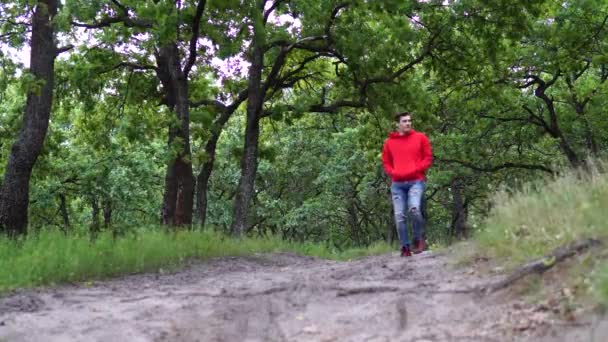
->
[391,181,425,247]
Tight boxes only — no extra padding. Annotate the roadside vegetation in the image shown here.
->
[0,228,392,294]
[470,163,608,307]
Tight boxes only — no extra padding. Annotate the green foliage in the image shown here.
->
[594,262,608,307]
[0,2,32,48]
[18,71,46,96]
[0,80,26,175]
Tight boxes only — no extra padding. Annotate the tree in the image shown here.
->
[68,0,214,226]
[0,0,71,235]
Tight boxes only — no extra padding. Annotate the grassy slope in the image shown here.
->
[471,167,608,306]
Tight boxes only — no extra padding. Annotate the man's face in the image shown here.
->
[397,115,412,134]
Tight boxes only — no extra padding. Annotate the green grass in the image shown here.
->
[472,165,608,306]
[0,228,393,294]
[593,262,608,307]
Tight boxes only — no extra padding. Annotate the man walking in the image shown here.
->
[382,112,433,257]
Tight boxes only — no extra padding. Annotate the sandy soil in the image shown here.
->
[0,250,605,341]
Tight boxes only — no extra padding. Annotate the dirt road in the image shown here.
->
[0,251,604,341]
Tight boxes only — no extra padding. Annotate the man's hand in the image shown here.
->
[393,165,418,180]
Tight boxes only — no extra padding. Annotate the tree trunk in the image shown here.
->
[450,177,467,238]
[557,136,581,169]
[195,124,223,227]
[231,43,264,236]
[574,103,599,158]
[536,87,581,168]
[347,200,361,246]
[230,112,262,236]
[90,196,100,235]
[194,101,237,227]
[0,0,58,236]
[103,197,112,228]
[59,193,70,232]
[156,43,195,227]
[230,2,266,236]
[195,158,212,227]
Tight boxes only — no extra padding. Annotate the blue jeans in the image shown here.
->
[391,181,425,247]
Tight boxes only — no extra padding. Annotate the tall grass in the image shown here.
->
[473,165,608,306]
[0,228,392,293]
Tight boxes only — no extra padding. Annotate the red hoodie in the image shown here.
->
[382,130,433,182]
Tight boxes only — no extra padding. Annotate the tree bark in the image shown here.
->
[155,0,206,227]
[535,81,582,168]
[231,42,264,236]
[90,196,100,235]
[482,238,602,293]
[573,102,599,158]
[347,200,361,246]
[103,197,112,228]
[566,75,600,158]
[450,177,467,238]
[0,0,58,236]
[195,108,234,227]
[59,193,70,232]
[195,145,214,227]
[230,112,262,236]
[156,43,195,226]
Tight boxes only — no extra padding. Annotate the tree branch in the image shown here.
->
[110,0,129,14]
[190,99,227,112]
[360,30,437,91]
[477,113,532,124]
[262,46,289,93]
[0,18,31,26]
[183,0,207,77]
[267,35,328,51]
[56,44,74,55]
[0,31,28,41]
[263,0,290,24]
[284,54,323,78]
[190,88,249,115]
[482,238,602,293]
[521,105,553,133]
[71,10,152,30]
[324,2,350,40]
[436,157,554,174]
[280,99,364,114]
[101,62,158,74]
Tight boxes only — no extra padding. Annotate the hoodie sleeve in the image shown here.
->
[417,134,433,173]
[381,140,394,176]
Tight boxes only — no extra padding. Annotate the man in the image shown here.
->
[382,112,433,257]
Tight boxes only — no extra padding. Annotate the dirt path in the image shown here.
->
[0,251,604,341]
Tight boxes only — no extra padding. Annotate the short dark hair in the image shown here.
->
[394,112,412,122]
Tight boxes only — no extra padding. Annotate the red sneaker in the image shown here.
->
[401,245,412,257]
[413,239,426,254]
